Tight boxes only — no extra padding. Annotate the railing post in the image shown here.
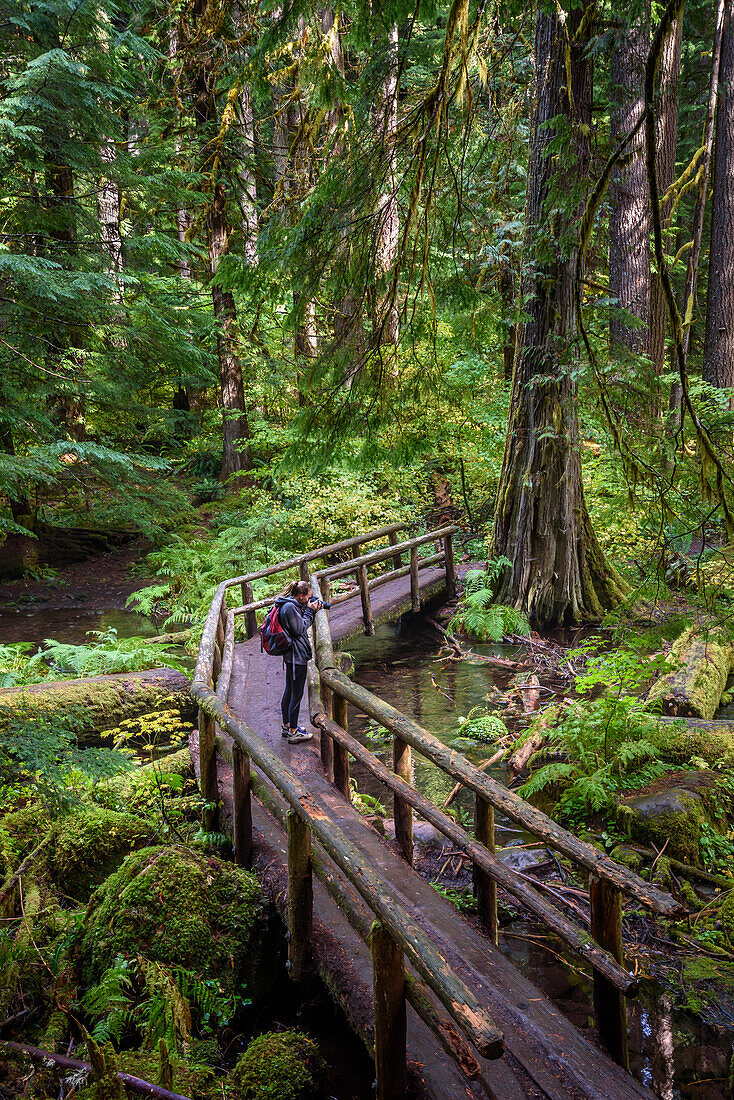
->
[393,737,413,866]
[299,559,310,584]
[370,922,407,1100]
[474,796,497,944]
[358,564,375,636]
[212,640,222,683]
[232,742,252,867]
[287,810,313,982]
[409,546,420,612]
[320,680,334,781]
[333,694,350,798]
[590,876,629,1070]
[198,707,218,833]
[321,575,331,616]
[443,532,457,601]
[242,580,257,639]
[388,529,402,573]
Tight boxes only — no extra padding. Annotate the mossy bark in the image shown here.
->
[647,626,734,719]
[0,669,194,743]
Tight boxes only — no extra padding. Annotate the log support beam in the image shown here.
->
[474,795,497,944]
[371,922,408,1100]
[590,876,628,1070]
[232,742,252,867]
[393,736,413,866]
[333,693,350,797]
[287,810,313,982]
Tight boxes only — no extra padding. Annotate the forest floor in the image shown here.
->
[0,542,154,613]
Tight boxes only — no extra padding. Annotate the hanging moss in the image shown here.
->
[81,846,266,997]
[48,807,153,900]
[228,1031,325,1100]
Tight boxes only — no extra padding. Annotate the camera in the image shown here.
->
[316,599,331,610]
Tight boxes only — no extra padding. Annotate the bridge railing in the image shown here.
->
[306,573,684,1073]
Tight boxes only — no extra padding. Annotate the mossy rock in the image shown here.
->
[96,748,195,815]
[81,846,267,998]
[608,844,644,874]
[48,807,153,900]
[617,771,718,864]
[228,1031,325,1100]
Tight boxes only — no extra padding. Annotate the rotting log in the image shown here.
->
[192,683,504,1058]
[249,772,486,1082]
[646,624,734,719]
[0,669,194,743]
[317,667,682,919]
[371,922,407,1100]
[0,1041,191,1100]
[314,712,637,992]
[509,702,557,776]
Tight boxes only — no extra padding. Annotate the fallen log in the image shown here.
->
[0,1041,191,1100]
[508,704,559,776]
[646,625,734,720]
[0,669,194,744]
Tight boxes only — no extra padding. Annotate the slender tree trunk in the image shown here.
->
[667,0,725,432]
[499,248,516,383]
[98,140,124,293]
[649,19,683,377]
[609,13,651,355]
[373,23,400,357]
[492,1,626,627]
[703,0,734,390]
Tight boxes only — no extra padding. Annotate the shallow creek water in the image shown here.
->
[348,617,734,1100]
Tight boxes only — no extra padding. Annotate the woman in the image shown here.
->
[273,579,324,743]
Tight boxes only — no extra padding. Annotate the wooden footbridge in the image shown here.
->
[192,524,683,1100]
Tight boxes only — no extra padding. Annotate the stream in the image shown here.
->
[2,582,732,1098]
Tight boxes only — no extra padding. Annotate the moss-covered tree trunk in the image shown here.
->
[492,0,627,627]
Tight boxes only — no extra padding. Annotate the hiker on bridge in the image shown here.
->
[270,579,324,744]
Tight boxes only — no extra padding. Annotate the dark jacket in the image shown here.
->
[274,595,315,667]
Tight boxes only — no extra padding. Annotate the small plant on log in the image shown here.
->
[449,566,530,642]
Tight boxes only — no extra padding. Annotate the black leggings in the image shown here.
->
[281,662,308,729]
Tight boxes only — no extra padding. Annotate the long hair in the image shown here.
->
[278,578,311,599]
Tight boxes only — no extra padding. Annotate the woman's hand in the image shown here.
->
[307,598,323,611]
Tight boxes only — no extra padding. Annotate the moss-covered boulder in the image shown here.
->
[48,807,152,899]
[648,718,734,768]
[228,1031,324,1100]
[81,846,267,998]
[96,748,196,818]
[617,770,729,864]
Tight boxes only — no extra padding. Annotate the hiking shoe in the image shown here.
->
[281,724,290,737]
[287,727,313,744]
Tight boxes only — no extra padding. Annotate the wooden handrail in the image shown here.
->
[224,523,407,588]
[190,681,504,1060]
[315,664,682,919]
[310,706,637,995]
[313,526,457,581]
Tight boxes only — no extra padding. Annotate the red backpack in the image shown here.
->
[260,603,292,656]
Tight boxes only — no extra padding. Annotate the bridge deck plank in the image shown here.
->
[212,566,655,1100]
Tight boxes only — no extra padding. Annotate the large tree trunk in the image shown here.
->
[609,13,651,355]
[703,0,734,390]
[98,140,124,292]
[492,2,626,627]
[649,19,683,377]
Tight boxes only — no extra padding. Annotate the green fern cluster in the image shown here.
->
[83,954,245,1053]
[449,567,529,642]
[518,697,673,823]
[0,630,189,689]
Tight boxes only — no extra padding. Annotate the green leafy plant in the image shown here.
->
[349,778,384,817]
[449,567,530,641]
